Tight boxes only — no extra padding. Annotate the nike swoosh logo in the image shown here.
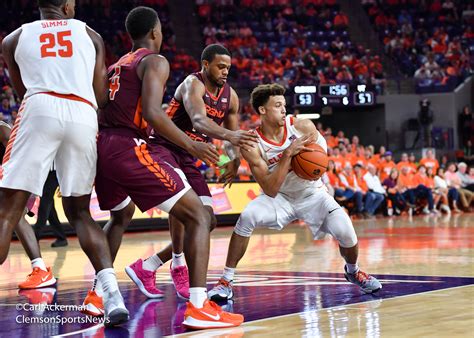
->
[202,312,220,321]
[41,275,50,282]
[328,208,340,214]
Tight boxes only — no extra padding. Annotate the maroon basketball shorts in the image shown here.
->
[95,130,191,213]
[151,139,212,208]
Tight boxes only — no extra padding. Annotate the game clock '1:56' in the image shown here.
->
[293,84,376,107]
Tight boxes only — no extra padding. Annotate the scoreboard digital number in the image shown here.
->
[319,84,349,97]
[353,92,374,105]
[295,93,314,106]
[294,84,376,107]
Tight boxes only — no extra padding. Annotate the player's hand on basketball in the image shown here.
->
[283,133,317,157]
[190,141,219,165]
[229,130,258,152]
[218,158,240,188]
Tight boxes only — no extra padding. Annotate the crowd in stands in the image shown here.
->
[364,0,474,93]
[197,0,386,93]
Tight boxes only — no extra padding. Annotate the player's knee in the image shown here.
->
[233,211,256,237]
[111,202,135,227]
[335,224,358,248]
[182,205,212,231]
[329,211,358,248]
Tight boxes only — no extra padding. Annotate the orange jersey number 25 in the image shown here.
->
[39,31,73,58]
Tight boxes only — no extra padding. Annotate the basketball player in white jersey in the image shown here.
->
[0,121,56,289]
[0,0,128,326]
[209,84,381,301]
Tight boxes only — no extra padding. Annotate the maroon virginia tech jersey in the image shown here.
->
[164,72,231,143]
[99,48,157,139]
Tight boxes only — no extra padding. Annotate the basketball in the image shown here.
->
[291,143,328,180]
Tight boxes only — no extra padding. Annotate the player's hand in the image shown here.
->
[190,141,219,165]
[218,158,240,188]
[228,130,258,152]
[283,133,316,157]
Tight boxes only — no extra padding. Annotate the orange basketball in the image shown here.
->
[291,143,328,180]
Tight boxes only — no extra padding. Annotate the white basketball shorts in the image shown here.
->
[0,93,98,197]
[235,186,357,248]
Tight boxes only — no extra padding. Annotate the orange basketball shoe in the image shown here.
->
[81,290,104,317]
[182,299,244,329]
[18,267,56,289]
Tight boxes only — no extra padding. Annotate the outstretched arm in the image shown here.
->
[2,28,26,100]
[182,77,257,149]
[86,26,109,109]
[139,55,218,164]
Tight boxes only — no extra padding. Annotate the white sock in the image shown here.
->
[92,277,103,297]
[189,287,207,308]
[346,263,359,274]
[142,254,163,272]
[96,268,119,294]
[31,258,47,272]
[223,266,235,281]
[171,252,185,269]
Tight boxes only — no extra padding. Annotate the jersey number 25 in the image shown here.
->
[39,31,73,58]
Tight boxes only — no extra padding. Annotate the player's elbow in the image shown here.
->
[191,115,207,133]
[262,185,278,198]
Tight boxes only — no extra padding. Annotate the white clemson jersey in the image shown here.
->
[256,115,327,198]
[14,19,97,108]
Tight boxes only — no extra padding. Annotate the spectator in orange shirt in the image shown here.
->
[397,166,417,211]
[419,149,439,173]
[337,163,364,215]
[334,11,349,28]
[372,145,385,164]
[329,147,344,173]
[325,127,338,148]
[379,151,396,181]
[412,165,437,214]
[408,152,418,169]
[352,145,367,169]
[350,135,360,152]
[396,152,417,174]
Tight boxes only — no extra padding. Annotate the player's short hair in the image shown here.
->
[201,44,231,63]
[38,0,67,7]
[250,84,286,113]
[125,6,160,40]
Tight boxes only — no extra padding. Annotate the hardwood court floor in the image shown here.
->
[0,213,473,337]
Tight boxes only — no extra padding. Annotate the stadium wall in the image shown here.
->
[381,76,473,152]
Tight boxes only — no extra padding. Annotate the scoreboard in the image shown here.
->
[294,84,376,107]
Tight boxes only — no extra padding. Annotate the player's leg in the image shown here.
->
[63,197,128,326]
[0,98,61,263]
[307,191,381,293]
[0,189,31,263]
[168,190,244,329]
[139,155,217,300]
[57,106,128,327]
[15,214,56,289]
[209,194,295,302]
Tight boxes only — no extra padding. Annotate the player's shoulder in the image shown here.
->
[2,27,23,47]
[293,116,317,134]
[140,53,169,68]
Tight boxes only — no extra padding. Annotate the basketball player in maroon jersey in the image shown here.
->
[1,0,128,326]
[124,44,257,300]
[85,7,243,329]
